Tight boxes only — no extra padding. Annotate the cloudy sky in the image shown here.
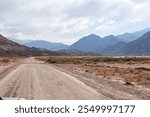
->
[0,0,150,44]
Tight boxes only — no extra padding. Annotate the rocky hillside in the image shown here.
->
[0,34,55,56]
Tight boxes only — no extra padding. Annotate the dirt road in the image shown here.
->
[0,58,106,100]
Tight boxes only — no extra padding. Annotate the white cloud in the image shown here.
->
[0,0,150,44]
[105,20,116,25]
[130,19,143,23]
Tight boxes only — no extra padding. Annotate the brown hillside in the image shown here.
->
[0,34,43,56]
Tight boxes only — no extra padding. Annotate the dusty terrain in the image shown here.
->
[37,56,150,99]
[0,57,105,100]
[0,57,23,81]
[0,56,150,100]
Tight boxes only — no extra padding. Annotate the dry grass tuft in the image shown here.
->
[0,56,21,64]
[0,57,10,63]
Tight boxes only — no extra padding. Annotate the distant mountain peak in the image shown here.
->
[88,34,100,37]
[103,35,116,39]
[107,34,114,37]
[69,34,102,52]
[84,34,101,38]
[69,33,120,53]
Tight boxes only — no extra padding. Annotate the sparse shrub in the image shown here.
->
[47,59,57,63]
[147,78,150,81]
[2,58,10,63]
[123,74,134,85]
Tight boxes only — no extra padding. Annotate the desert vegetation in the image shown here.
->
[37,56,150,88]
[0,57,25,75]
[37,56,150,63]
[0,57,10,63]
[0,57,24,64]
[0,57,17,64]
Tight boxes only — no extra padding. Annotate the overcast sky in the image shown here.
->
[0,0,150,44]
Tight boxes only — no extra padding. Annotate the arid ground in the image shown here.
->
[37,56,150,99]
[0,56,150,100]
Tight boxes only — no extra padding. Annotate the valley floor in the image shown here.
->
[0,56,150,100]
[37,56,150,99]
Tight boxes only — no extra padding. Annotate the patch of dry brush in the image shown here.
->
[36,56,150,87]
[0,57,23,65]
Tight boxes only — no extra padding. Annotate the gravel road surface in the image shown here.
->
[0,58,106,100]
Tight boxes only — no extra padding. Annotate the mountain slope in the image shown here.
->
[95,35,120,53]
[117,31,150,55]
[57,49,99,56]
[69,34,120,53]
[8,38,32,45]
[117,27,150,42]
[69,34,102,52]
[101,41,127,55]
[25,40,69,51]
[51,44,69,51]
[0,34,43,56]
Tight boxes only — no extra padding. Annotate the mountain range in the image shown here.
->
[2,27,150,56]
[8,38,32,45]
[69,34,121,53]
[69,34,102,52]
[0,34,42,56]
[0,34,62,56]
[116,31,150,55]
[117,27,150,42]
[9,38,69,51]
[24,40,69,51]
[68,27,150,55]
